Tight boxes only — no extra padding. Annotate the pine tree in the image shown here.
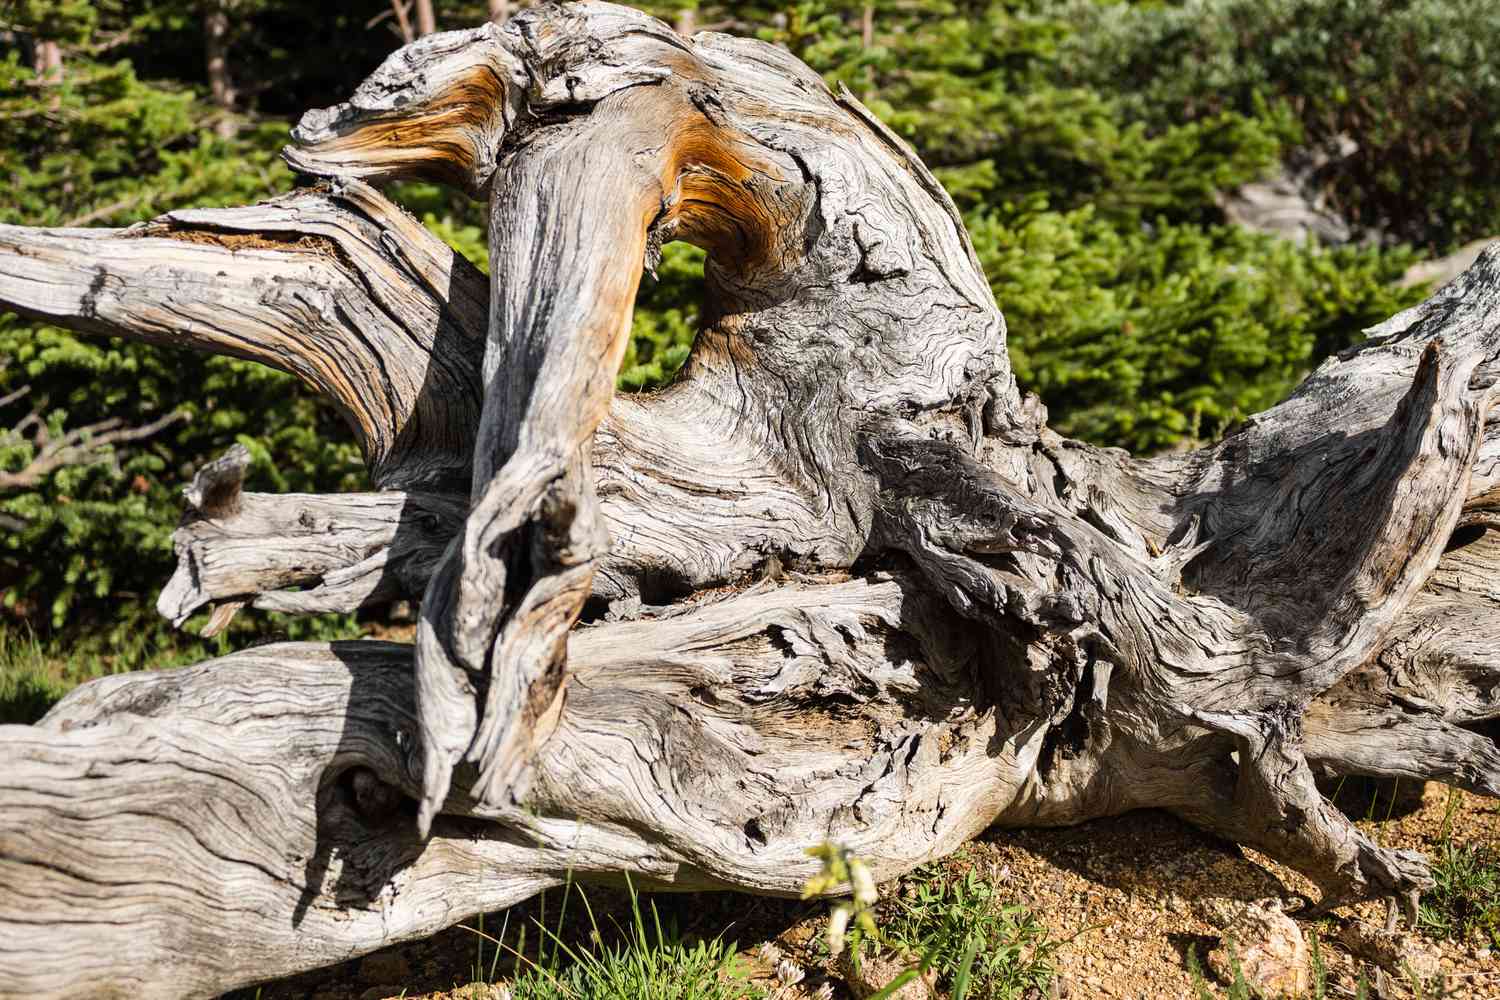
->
[0,1,359,646]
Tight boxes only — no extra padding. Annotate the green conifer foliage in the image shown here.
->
[1065,0,1500,251]
[0,0,1440,651]
[0,1,361,646]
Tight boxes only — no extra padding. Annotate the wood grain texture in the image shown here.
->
[0,577,1024,998]
[0,3,1496,996]
[0,179,486,491]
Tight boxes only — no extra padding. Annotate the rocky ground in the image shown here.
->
[235,782,1497,1000]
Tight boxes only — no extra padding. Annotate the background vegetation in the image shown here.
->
[3,0,1497,683]
[4,5,1498,997]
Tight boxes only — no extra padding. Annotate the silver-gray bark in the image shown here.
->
[0,4,1496,997]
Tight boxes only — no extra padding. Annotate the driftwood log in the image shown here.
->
[1,4,1498,996]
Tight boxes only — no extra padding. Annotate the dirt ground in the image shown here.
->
[235,783,1498,1000]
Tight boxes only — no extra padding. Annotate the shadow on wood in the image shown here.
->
[0,4,1496,997]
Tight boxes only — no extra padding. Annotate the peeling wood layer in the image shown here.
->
[0,3,1496,997]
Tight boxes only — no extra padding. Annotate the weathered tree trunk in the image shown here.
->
[0,4,1496,997]
[414,0,437,36]
[204,0,239,139]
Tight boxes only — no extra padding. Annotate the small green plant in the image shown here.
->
[1420,839,1500,948]
[800,845,1056,1000]
[802,841,883,966]
[801,842,932,998]
[1309,932,1327,1000]
[464,875,762,1000]
[876,865,1055,999]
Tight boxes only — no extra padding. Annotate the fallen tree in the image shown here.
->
[0,4,1497,997]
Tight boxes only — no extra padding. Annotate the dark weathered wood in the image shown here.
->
[0,3,1495,996]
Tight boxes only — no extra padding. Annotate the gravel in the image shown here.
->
[234,785,1498,1000]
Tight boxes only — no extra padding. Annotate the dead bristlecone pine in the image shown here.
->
[1207,902,1310,997]
[0,3,1497,997]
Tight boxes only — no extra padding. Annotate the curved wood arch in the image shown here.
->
[0,5,1495,996]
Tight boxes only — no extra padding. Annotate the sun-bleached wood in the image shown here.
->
[0,179,486,490]
[0,4,1496,996]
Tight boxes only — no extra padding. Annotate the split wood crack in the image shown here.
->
[0,5,1495,996]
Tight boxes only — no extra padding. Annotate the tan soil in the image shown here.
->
[231,783,1498,1000]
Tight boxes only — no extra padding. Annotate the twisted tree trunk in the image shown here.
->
[0,5,1497,997]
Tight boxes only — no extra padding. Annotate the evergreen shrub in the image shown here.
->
[0,0,1439,655]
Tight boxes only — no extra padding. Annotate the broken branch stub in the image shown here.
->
[0,3,1496,996]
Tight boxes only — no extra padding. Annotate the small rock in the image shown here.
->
[1194,896,1245,928]
[1217,140,1357,246]
[1337,921,1443,983]
[1206,900,1309,997]
[358,952,411,985]
[445,986,511,1000]
[837,950,935,999]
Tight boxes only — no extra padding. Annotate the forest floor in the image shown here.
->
[235,781,1499,1000]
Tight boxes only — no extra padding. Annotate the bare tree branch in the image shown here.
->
[413,0,436,36]
[387,0,415,44]
[0,7,1494,997]
[0,401,187,491]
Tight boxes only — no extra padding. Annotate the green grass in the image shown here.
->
[1420,840,1500,949]
[1415,789,1500,951]
[0,611,364,725]
[872,862,1056,1000]
[0,622,225,724]
[455,856,1056,1000]
[465,876,763,1000]
[0,630,71,725]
